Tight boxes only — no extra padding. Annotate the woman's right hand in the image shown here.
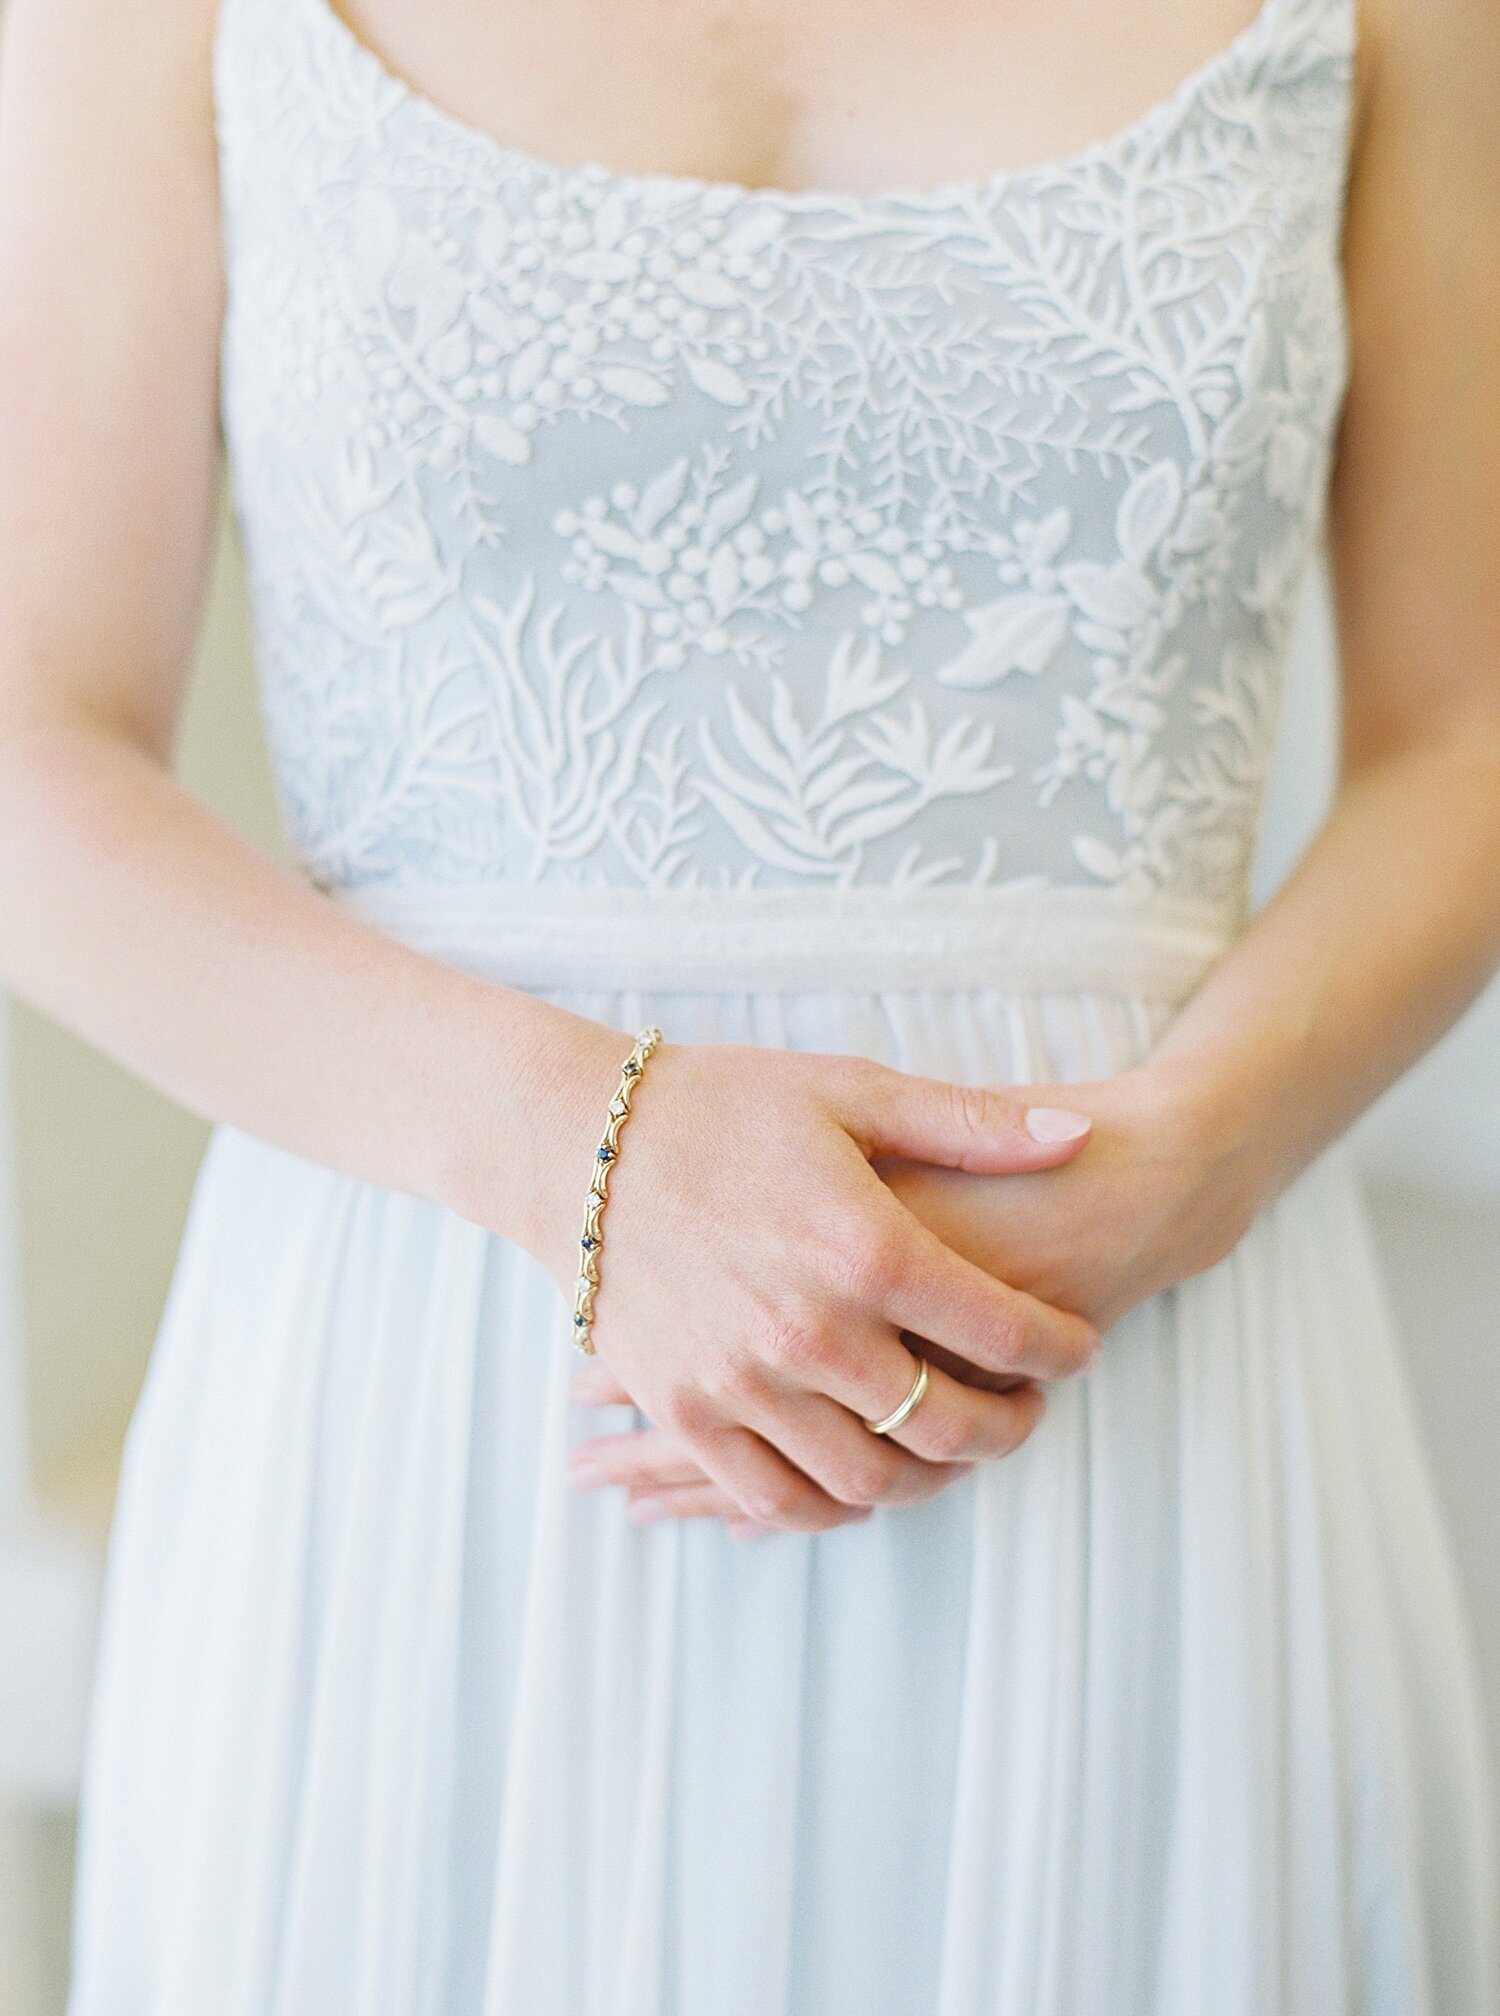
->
[525,1025,1101,1534]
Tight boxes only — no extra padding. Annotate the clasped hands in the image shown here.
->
[557,1037,1267,1539]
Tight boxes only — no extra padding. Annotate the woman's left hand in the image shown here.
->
[566,1054,1273,1532]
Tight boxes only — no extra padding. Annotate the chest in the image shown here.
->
[213,0,1358,896]
[321,0,1275,194]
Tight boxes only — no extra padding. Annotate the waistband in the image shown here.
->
[324,876,1243,1000]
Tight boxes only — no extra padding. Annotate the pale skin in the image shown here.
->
[0,2,1496,1542]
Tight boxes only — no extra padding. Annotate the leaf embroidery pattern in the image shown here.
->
[214,0,1356,896]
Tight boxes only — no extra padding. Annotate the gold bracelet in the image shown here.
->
[571,1025,664,1356]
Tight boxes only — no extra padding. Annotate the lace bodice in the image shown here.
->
[213,0,1355,901]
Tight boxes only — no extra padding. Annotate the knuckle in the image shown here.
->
[741,1476,804,1527]
[828,1215,905,1305]
[1047,1313,1098,1374]
[792,1311,846,1376]
[757,1301,821,1375]
[915,1408,977,1464]
[862,1219,910,1300]
[699,1334,771,1406]
[986,1311,1028,1371]
[821,1051,887,1117]
[815,1206,875,1296]
[947,1076,999,1146]
[717,1348,765,1403]
[657,1384,719,1441]
[1004,1386,1047,1449]
[826,1451,894,1507]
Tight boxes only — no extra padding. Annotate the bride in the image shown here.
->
[0,0,1496,2007]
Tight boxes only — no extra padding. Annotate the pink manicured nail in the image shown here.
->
[727,1519,771,1540]
[567,1457,606,1486]
[1024,1106,1092,1142]
[630,1497,666,1524]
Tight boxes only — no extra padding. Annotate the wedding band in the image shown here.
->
[862,1355,930,1437]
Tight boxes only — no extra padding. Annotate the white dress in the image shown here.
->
[66,0,1498,2008]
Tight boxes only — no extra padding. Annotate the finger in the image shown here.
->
[629,1486,776,1542]
[568,1426,703,1492]
[572,1311,910,1510]
[778,1307,1043,1466]
[741,1385,973,1509]
[887,1361,1047,1464]
[783,1306,972,1431]
[874,1207,1100,1382]
[686,1421,875,1534]
[570,1360,637,1408]
[814,1334,1051,1465]
[626,1481,741,1523]
[832,1060,1094,1175]
[907,1331,1034,1394]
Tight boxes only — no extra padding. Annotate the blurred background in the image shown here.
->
[0,486,1497,2008]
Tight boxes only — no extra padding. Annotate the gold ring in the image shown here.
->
[862,1354,930,1437]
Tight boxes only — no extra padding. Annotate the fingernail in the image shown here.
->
[629,1497,666,1524]
[1025,1106,1091,1142]
[568,1458,606,1486]
[727,1519,770,1540]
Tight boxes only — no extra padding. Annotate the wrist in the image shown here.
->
[436,986,634,1277]
[1146,978,1322,1206]
[1130,1048,1287,1268]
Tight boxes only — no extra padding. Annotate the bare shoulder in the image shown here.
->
[1351,0,1500,183]
[0,0,224,246]
[0,0,223,132]
[1326,0,1500,753]
[1336,0,1499,412]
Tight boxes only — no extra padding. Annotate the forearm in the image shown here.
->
[0,717,625,1266]
[1149,723,1500,1207]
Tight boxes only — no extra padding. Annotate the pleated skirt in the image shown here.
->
[64,918,1498,2015]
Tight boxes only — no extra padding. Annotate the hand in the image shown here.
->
[534,1027,1101,1535]
[566,1054,1270,1531]
[873,1053,1271,1335]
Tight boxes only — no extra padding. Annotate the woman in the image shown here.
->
[0,0,1496,2005]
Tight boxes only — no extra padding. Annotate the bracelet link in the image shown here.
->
[571,1025,664,1355]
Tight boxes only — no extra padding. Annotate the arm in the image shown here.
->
[575,0,1500,1518]
[0,0,1098,1532]
[0,0,619,1265]
[920,0,1500,1323]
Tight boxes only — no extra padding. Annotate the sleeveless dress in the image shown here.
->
[65,0,1499,2009]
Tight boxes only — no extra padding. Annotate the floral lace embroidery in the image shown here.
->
[213,0,1356,896]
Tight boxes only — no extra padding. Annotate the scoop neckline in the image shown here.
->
[292,0,1299,213]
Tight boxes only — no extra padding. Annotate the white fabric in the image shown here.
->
[215,0,1353,904]
[331,878,1244,995]
[66,0,1498,2009]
